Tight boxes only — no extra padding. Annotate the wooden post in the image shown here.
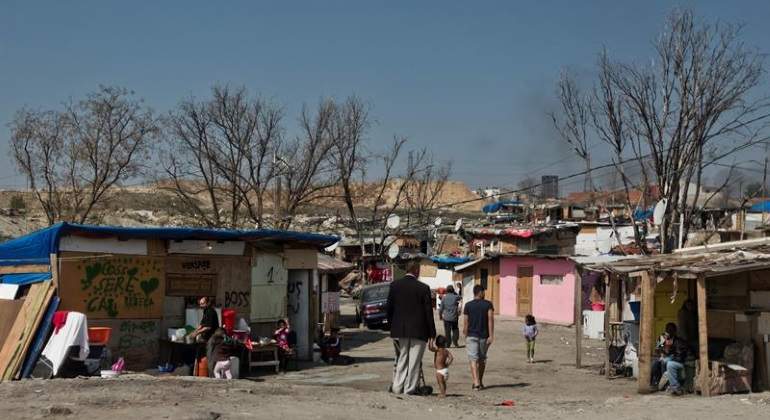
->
[49,253,59,290]
[697,274,711,396]
[575,268,583,369]
[637,270,655,393]
[604,273,613,378]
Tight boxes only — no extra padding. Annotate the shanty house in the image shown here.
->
[583,238,770,395]
[455,224,581,323]
[0,223,337,371]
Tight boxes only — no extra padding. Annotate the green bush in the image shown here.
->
[9,195,25,210]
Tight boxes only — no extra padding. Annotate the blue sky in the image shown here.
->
[2,1,769,191]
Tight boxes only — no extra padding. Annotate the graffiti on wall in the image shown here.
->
[61,256,164,318]
[224,290,250,308]
[116,320,158,353]
[287,278,302,315]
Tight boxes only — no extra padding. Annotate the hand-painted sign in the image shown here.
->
[60,255,165,319]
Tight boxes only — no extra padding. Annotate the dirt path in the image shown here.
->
[1,302,769,419]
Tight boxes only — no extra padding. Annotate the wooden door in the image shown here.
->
[517,266,533,317]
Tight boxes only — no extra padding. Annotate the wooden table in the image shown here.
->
[158,339,204,374]
[249,343,280,373]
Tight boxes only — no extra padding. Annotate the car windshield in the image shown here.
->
[362,285,389,302]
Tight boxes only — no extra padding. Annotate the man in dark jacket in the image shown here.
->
[387,261,436,395]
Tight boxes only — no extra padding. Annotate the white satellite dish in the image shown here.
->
[386,214,401,230]
[324,241,340,253]
[454,218,463,232]
[434,217,443,227]
[653,198,668,226]
[387,243,400,259]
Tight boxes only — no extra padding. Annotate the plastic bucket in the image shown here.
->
[591,302,605,311]
[88,327,112,345]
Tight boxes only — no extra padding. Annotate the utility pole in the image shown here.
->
[763,143,768,227]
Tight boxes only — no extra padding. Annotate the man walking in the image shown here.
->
[439,285,461,347]
[387,261,436,395]
[463,285,494,390]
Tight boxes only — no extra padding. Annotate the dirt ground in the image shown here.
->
[2,299,769,419]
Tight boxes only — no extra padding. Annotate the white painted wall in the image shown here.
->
[287,269,312,360]
[419,268,454,290]
[59,235,148,255]
[168,240,245,255]
[576,225,636,256]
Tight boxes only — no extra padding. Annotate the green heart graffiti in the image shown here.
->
[140,277,159,296]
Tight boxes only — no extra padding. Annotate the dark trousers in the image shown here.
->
[443,320,459,346]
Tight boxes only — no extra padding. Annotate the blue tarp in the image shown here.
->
[750,201,770,213]
[482,200,523,214]
[0,273,52,285]
[633,207,654,221]
[431,256,472,264]
[0,222,340,267]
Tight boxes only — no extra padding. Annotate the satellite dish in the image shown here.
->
[324,241,340,253]
[653,199,668,226]
[434,217,442,227]
[386,214,401,230]
[387,243,400,259]
[454,218,463,232]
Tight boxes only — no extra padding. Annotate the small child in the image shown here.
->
[274,319,291,352]
[523,314,538,363]
[208,328,236,379]
[429,335,454,397]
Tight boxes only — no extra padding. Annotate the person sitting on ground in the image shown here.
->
[321,329,342,364]
[650,322,689,395]
[523,314,538,363]
[207,328,237,379]
[429,335,454,398]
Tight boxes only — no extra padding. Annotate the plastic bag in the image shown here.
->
[112,357,125,372]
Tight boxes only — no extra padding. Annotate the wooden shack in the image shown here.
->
[584,238,770,396]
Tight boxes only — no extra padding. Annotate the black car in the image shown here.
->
[356,283,390,329]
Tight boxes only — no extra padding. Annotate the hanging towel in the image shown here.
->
[41,312,89,376]
[52,311,70,334]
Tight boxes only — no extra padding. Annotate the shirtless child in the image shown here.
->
[429,335,454,397]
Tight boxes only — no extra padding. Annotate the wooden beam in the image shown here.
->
[50,254,59,291]
[697,274,711,396]
[605,273,613,378]
[0,265,50,274]
[575,268,583,369]
[637,270,655,394]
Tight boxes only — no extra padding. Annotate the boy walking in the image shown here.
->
[463,285,494,390]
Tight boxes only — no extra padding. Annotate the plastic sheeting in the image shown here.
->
[431,255,471,264]
[482,200,523,214]
[0,273,52,285]
[0,222,339,266]
[750,201,770,213]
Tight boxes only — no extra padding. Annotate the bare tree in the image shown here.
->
[277,100,338,229]
[517,176,539,198]
[404,150,452,226]
[327,96,371,259]
[555,9,770,252]
[159,85,282,228]
[11,86,157,225]
[551,71,594,192]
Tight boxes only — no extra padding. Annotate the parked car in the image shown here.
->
[356,283,390,329]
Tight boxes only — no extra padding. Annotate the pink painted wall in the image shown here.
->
[499,256,576,325]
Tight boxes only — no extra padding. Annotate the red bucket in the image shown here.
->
[88,327,112,345]
[591,302,606,311]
